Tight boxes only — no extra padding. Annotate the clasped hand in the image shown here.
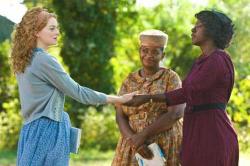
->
[126,132,153,159]
[123,94,150,107]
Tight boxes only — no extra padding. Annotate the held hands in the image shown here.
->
[123,94,150,107]
[115,91,138,104]
[107,91,139,105]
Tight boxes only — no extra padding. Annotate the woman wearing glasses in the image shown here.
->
[125,10,239,166]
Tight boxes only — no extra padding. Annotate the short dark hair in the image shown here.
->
[195,10,234,49]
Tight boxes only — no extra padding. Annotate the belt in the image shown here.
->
[191,103,226,112]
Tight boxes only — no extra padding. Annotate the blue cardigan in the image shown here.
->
[16,48,107,124]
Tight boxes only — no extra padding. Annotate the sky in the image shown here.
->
[0,0,27,23]
[0,0,207,24]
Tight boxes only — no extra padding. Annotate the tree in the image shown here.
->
[52,0,118,93]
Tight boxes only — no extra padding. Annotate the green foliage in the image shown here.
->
[0,40,12,107]
[111,0,201,91]
[0,99,22,150]
[0,40,22,150]
[228,77,250,124]
[24,0,54,9]
[49,0,137,123]
[111,0,139,91]
[80,105,119,151]
[52,0,117,93]
[228,76,250,152]
[236,124,250,153]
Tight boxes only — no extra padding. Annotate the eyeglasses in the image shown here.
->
[192,23,204,32]
[193,23,204,29]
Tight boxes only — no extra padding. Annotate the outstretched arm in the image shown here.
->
[125,54,224,107]
[31,52,135,105]
[106,92,136,105]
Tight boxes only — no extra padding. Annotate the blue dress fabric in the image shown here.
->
[17,112,71,166]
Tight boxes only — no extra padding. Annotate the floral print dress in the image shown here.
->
[112,68,183,166]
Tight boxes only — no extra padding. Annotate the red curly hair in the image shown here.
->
[10,7,56,74]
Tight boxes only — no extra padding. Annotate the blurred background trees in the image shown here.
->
[0,0,249,153]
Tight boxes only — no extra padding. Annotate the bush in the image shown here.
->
[235,125,250,153]
[0,40,22,150]
[80,105,120,151]
[0,99,22,150]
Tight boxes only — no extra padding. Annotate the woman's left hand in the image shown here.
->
[128,132,148,150]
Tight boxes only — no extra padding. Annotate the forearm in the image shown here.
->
[106,95,122,104]
[151,93,166,102]
[150,90,186,106]
[116,108,134,138]
[164,88,186,105]
[142,104,185,139]
[117,118,134,138]
[31,53,108,105]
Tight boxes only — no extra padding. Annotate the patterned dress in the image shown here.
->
[112,68,183,166]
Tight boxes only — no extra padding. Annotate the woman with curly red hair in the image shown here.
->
[11,7,133,166]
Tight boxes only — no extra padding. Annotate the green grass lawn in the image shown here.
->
[70,149,113,166]
[0,149,114,166]
[0,149,249,166]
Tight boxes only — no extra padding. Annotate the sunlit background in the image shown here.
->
[0,0,210,23]
[0,0,249,166]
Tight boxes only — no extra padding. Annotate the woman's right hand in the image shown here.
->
[126,134,153,159]
[106,92,137,104]
[119,92,138,104]
[127,131,147,150]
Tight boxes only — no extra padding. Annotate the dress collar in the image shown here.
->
[132,68,166,83]
[33,47,45,52]
[196,49,222,64]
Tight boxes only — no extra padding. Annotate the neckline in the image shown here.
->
[33,47,45,52]
[196,49,222,64]
[134,68,166,82]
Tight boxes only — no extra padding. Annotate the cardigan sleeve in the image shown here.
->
[31,52,107,105]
